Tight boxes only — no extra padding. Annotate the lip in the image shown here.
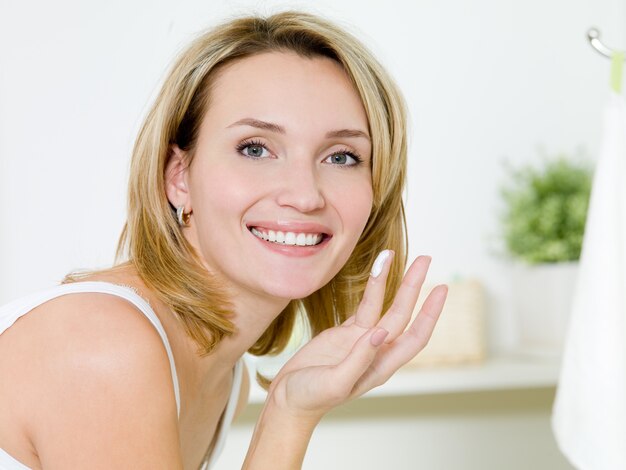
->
[245,220,333,236]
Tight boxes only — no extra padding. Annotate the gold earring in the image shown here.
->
[176,206,191,227]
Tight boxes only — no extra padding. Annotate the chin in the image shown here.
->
[258,278,326,302]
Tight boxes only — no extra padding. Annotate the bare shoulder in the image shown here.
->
[0,291,183,468]
[3,290,170,381]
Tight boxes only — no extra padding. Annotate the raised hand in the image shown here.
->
[267,251,448,421]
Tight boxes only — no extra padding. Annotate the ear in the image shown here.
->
[164,145,191,210]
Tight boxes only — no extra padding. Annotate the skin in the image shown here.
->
[0,51,447,470]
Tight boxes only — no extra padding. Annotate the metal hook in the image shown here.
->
[587,27,625,60]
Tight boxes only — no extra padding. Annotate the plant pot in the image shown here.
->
[511,261,579,356]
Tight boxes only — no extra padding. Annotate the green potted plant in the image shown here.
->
[500,155,593,355]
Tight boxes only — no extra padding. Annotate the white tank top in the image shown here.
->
[0,281,244,470]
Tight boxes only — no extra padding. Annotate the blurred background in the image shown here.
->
[1,0,625,468]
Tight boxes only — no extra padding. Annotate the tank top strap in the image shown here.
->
[0,281,181,417]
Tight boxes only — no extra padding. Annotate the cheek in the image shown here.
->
[325,179,373,283]
[331,178,374,239]
[188,165,257,236]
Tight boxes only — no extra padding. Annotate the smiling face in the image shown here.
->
[166,51,373,303]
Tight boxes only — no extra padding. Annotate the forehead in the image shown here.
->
[203,51,369,132]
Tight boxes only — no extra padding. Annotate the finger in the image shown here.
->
[330,327,389,398]
[345,250,395,328]
[376,255,432,343]
[364,285,448,388]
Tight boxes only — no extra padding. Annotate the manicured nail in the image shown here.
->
[371,328,390,347]
[371,250,391,278]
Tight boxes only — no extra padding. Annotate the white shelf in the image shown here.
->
[246,353,562,404]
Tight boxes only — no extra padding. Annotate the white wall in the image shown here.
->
[1,0,624,468]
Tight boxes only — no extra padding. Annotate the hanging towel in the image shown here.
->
[551,89,626,469]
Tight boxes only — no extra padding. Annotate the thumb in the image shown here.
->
[332,327,389,393]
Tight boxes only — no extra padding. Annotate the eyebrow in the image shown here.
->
[227,118,371,141]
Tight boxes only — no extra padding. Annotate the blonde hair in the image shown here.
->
[75,11,408,370]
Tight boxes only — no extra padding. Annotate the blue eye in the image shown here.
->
[236,140,271,159]
[325,150,363,166]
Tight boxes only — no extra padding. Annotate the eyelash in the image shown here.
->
[235,139,364,167]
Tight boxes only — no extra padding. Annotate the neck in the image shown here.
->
[171,280,292,387]
[208,291,291,371]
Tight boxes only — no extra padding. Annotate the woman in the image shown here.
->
[0,10,448,469]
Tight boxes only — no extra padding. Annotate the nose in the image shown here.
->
[275,160,326,213]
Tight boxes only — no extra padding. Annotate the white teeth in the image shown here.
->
[250,228,324,246]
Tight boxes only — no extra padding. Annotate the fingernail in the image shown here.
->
[371,250,391,278]
[370,328,389,347]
